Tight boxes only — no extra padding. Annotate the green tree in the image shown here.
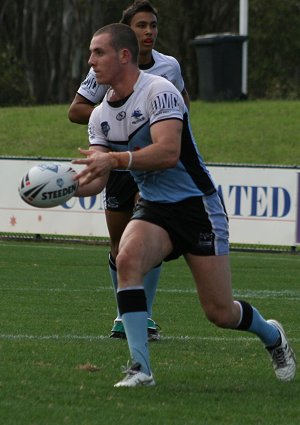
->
[248,0,300,98]
[0,44,32,106]
[0,0,299,104]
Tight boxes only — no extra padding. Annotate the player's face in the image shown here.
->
[88,33,121,84]
[129,12,158,57]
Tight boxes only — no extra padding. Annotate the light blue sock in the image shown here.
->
[108,254,121,319]
[122,311,151,375]
[247,307,280,346]
[143,264,162,317]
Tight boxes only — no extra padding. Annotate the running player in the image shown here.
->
[73,23,296,388]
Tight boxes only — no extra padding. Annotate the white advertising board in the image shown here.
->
[209,166,299,246]
[0,158,299,246]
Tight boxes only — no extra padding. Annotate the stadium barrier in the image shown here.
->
[0,157,299,251]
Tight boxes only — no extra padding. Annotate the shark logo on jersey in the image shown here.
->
[101,121,110,137]
[131,108,145,124]
[151,92,180,117]
[132,109,143,119]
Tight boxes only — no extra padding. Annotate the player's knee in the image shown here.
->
[116,250,138,278]
[204,306,234,329]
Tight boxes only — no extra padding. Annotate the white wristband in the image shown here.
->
[126,151,133,170]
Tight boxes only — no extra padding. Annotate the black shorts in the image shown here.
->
[105,170,138,211]
[131,193,229,261]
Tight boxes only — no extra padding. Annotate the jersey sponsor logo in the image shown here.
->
[131,108,145,124]
[101,121,110,137]
[116,111,126,121]
[151,92,180,115]
[81,75,98,95]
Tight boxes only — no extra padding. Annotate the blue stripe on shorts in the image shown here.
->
[202,192,230,255]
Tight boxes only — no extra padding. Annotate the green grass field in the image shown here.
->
[0,100,299,165]
[0,241,299,425]
[0,101,299,423]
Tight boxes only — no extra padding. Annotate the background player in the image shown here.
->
[68,1,190,340]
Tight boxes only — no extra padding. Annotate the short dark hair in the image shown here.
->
[120,0,158,26]
[93,23,139,64]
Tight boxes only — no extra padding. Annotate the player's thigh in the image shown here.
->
[105,209,132,245]
[119,219,173,272]
[185,253,234,311]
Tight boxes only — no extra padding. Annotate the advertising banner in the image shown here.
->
[0,158,299,246]
[210,165,298,246]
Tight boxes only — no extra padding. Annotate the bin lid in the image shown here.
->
[190,32,248,45]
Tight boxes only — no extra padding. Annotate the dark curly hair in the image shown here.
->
[120,0,158,26]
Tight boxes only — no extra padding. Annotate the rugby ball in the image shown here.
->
[18,162,78,208]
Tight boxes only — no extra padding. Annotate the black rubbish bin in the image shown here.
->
[191,33,248,101]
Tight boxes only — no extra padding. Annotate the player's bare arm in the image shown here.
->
[130,119,182,170]
[73,118,182,186]
[68,94,95,124]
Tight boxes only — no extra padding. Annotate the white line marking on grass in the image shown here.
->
[0,333,299,343]
[1,286,299,299]
[158,288,300,300]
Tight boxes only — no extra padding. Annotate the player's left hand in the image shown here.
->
[72,148,113,185]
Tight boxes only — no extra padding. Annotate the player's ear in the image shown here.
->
[119,48,131,64]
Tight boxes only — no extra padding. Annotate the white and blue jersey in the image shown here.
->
[88,72,215,203]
